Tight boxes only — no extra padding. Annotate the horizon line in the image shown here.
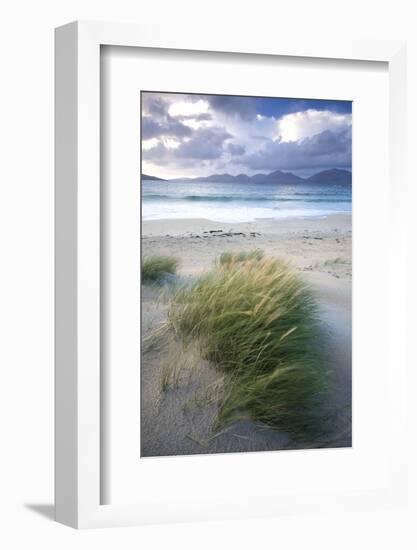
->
[141,167,352,181]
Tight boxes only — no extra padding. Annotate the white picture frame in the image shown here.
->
[55,20,407,529]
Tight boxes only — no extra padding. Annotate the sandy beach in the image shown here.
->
[141,214,352,457]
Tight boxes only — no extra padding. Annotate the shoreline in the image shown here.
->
[142,213,351,235]
[142,214,352,278]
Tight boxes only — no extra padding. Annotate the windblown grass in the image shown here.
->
[218,249,264,266]
[142,255,179,283]
[167,253,329,441]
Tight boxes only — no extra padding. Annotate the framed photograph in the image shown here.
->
[139,89,354,459]
[55,21,408,528]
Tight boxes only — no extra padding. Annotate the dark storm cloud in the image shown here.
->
[141,92,352,177]
[177,127,232,159]
[142,94,212,140]
[142,115,192,140]
[202,95,257,120]
[227,142,246,156]
[142,95,168,117]
[241,127,352,171]
[143,126,232,164]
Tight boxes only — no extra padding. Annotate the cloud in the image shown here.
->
[205,95,257,120]
[142,95,168,117]
[277,109,351,142]
[143,126,232,165]
[141,95,197,139]
[240,127,352,171]
[177,127,232,159]
[226,142,246,156]
[168,99,210,118]
[141,92,352,178]
[142,115,192,140]
[178,112,212,122]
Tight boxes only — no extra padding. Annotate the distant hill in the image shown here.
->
[252,170,304,185]
[141,173,165,181]
[144,168,352,185]
[170,170,304,185]
[197,174,248,183]
[306,169,352,185]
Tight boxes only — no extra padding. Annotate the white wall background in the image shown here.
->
[0,0,416,548]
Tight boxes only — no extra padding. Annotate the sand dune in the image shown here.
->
[141,215,352,457]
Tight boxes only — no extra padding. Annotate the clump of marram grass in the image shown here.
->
[167,253,330,441]
[218,249,264,266]
[142,255,179,283]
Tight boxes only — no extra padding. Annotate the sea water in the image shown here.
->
[142,179,352,223]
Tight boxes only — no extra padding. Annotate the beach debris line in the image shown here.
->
[198,229,261,238]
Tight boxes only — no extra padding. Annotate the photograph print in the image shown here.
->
[140,91,352,457]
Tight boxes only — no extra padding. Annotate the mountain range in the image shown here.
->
[141,168,352,185]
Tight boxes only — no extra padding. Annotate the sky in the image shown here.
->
[141,92,352,179]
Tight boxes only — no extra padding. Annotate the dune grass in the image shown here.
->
[167,252,329,441]
[218,249,264,266]
[142,255,179,283]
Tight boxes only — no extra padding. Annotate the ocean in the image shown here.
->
[142,179,352,223]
